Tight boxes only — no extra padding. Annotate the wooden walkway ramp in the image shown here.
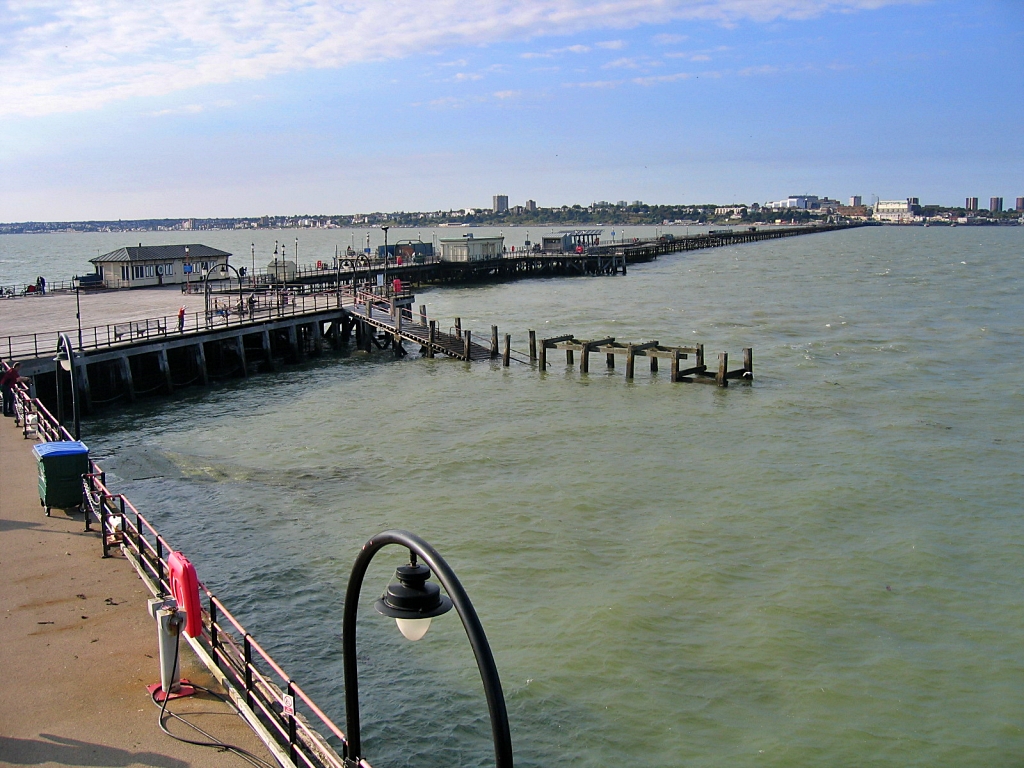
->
[354,294,493,361]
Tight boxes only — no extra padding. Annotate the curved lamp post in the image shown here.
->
[342,530,513,768]
[203,262,245,325]
[380,226,390,288]
[54,333,80,440]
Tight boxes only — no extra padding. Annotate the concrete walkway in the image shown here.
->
[1,287,204,339]
[0,415,279,768]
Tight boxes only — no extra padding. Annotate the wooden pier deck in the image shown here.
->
[0,221,840,415]
[352,292,493,361]
[268,223,859,292]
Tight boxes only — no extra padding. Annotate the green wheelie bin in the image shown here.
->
[32,441,90,516]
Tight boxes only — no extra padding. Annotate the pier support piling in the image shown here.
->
[118,355,136,402]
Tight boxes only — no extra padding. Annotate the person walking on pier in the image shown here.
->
[1,362,28,417]
[177,305,186,333]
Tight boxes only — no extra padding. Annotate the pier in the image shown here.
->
[0,222,849,415]
[2,373,353,768]
[269,222,855,292]
[4,280,757,420]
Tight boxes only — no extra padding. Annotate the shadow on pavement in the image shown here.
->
[0,733,189,767]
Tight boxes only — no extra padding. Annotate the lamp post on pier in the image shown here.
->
[54,333,80,440]
[342,530,513,768]
[73,276,83,349]
[380,225,390,290]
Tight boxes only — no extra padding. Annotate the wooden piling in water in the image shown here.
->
[503,334,511,367]
[455,318,462,339]
[194,343,208,385]
[234,335,248,377]
[118,355,135,402]
[157,349,173,393]
[491,325,499,358]
[464,330,472,360]
[529,330,537,361]
[428,321,436,358]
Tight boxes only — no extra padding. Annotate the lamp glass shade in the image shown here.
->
[55,348,72,372]
[395,617,432,641]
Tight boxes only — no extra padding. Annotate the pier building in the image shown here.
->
[90,244,231,289]
[439,234,504,261]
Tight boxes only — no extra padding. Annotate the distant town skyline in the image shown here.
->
[1,0,1021,222]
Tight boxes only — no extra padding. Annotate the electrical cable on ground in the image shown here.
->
[151,625,280,768]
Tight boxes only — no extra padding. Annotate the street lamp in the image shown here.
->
[203,262,245,325]
[54,333,80,440]
[73,276,83,349]
[342,530,513,768]
[380,225,390,289]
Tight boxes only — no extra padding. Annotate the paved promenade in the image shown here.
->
[1,287,203,340]
[0,415,278,767]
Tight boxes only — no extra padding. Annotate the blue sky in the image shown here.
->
[1,0,1021,220]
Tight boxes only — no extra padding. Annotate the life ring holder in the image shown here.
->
[168,551,202,638]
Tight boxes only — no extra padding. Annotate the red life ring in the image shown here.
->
[317,260,324,269]
[168,551,202,638]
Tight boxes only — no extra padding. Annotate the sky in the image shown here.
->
[0,0,1021,221]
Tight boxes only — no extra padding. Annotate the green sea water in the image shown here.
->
[71,225,1024,767]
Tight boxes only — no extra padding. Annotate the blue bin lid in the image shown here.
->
[32,441,89,459]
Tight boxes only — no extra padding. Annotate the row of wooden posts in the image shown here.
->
[531,333,751,386]
[420,308,751,386]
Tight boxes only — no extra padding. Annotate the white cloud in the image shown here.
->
[567,79,624,88]
[1,0,917,118]
[632,71,696,84]
[603,57,642,69]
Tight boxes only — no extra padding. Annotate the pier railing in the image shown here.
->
[3,289,355,362]
[4,365,358,768]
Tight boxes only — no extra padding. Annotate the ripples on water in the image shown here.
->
[76,227,1024,767]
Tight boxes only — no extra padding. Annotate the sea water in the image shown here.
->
[21,226,1024,767]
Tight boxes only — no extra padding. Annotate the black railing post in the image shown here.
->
[156,538,164,586]
[101,497,112,558]
[83,479,93,533]
[244,634,254,708]
[287,681,297,763]
[209,597,218,662]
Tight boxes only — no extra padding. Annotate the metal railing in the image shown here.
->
[3,290,356,362]
[5,363,357,768]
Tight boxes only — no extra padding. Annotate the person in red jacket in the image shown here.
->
[1,362,28,417]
